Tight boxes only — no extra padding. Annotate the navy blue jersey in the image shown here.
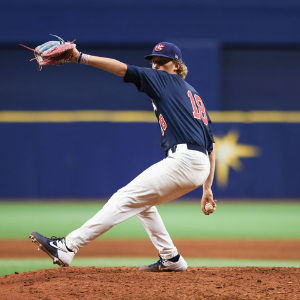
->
[124,65,214,155]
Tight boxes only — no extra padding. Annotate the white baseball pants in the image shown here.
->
[66,144,210,259]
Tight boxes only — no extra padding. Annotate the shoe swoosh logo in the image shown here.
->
[49,241,67,253]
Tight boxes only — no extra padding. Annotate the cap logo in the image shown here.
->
[154,43,165,52]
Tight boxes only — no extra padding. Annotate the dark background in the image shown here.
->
[0,0,299,199]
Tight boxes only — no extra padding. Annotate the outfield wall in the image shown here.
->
[0,114,299,199]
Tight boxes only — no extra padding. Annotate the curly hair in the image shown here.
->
[173,60,188,79]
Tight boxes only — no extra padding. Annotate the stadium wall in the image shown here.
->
[0,0,299,199]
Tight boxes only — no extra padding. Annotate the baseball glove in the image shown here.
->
[20,34,76,70]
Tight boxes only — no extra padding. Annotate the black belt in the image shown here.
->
[166,143,207,157]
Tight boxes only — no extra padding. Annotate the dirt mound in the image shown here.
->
[1,266,299,299]
[2,239,300,299]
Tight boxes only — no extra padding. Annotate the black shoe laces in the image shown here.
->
[50,236,64,241]
[149,256,166,268]
[49,236,74,252]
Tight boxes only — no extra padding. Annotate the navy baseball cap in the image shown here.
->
[145,42,182,61]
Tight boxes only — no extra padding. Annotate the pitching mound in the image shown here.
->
[1,266,299,299]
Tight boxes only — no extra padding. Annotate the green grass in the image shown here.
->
[1,258,300,276]
[1,201,299,276]
[0,201,300,239]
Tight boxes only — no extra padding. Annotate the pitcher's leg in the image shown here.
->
[137,206,178,259]
[65,156,180,253]
[66,191,146,253]
[67,152,209,254]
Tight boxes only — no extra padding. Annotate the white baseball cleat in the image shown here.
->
[29,231,75,267]
[139,254,188,272]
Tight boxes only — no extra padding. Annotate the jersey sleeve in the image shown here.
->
[208,119,215,142]
[207,116,215,154]
[123,64,168,100]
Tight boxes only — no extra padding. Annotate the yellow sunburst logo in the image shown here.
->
[214,130,261,188]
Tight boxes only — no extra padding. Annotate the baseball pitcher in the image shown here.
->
[27,38,216,272]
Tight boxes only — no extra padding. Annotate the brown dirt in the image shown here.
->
[1,239,300,260]
[1,239,300,299]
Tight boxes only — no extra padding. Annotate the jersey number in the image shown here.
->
[159,114,167,136]
[187,90,208,125]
